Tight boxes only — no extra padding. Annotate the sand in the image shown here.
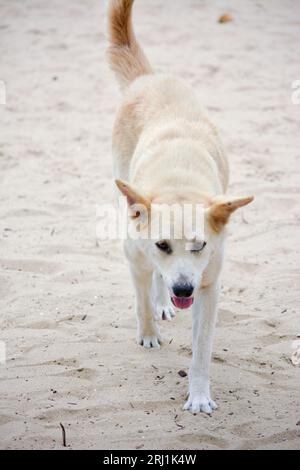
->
[0,0,299,450]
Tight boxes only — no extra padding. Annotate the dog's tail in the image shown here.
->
[106,0,153,90]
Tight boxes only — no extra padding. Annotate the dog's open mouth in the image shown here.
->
[171,296,194,309]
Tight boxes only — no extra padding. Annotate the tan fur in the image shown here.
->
[209,195,254,232]
[115,178,149,207]
[107,0,153,89]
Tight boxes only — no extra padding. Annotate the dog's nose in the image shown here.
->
[172,283,194,298]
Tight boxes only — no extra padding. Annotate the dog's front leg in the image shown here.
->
[184,282,219,414]
[152,271,176,322]
[129,263,162,349]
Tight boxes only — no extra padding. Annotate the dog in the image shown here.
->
[106,0,253,414]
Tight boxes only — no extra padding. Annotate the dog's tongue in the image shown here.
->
[171,296,194,310]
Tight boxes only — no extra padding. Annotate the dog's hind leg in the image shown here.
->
[151,271,176,322]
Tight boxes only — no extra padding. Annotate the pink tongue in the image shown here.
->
[172,296,194,310]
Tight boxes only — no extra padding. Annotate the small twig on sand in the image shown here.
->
[174,416,184,429]
[60,422,67,447]
[175,422,184,429]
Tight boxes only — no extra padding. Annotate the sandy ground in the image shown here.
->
[0,0,300,450]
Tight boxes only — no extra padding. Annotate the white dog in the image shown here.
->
[106,0,253,414]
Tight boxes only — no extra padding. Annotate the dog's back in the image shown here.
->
[106,0,228,194]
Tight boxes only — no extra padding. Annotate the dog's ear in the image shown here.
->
[115,179,150,218]
[208,195,254,232]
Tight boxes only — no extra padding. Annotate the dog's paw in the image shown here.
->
[183,394,217,415]
[138,332,162,349]
[154,304,176,321]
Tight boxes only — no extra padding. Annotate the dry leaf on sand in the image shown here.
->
[219,13,233,24]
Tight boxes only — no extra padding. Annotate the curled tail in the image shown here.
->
[106,0,153,90]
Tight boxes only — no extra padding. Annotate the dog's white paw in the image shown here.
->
[154,304,176,321]
[138,333,161,349]
[183,394,217,414]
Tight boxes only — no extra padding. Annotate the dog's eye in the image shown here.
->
[190,241,207,253]
[155,240,172,254]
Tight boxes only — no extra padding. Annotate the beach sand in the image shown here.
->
[0,0,299,450]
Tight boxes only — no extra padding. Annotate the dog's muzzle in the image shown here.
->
[171,283,194,309]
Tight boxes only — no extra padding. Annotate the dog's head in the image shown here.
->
[116,179,253,309]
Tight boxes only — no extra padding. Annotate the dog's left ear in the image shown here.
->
[115,179,150,218]
[208,195,254,232]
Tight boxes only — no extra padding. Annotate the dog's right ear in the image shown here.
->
[115,179,150,218]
